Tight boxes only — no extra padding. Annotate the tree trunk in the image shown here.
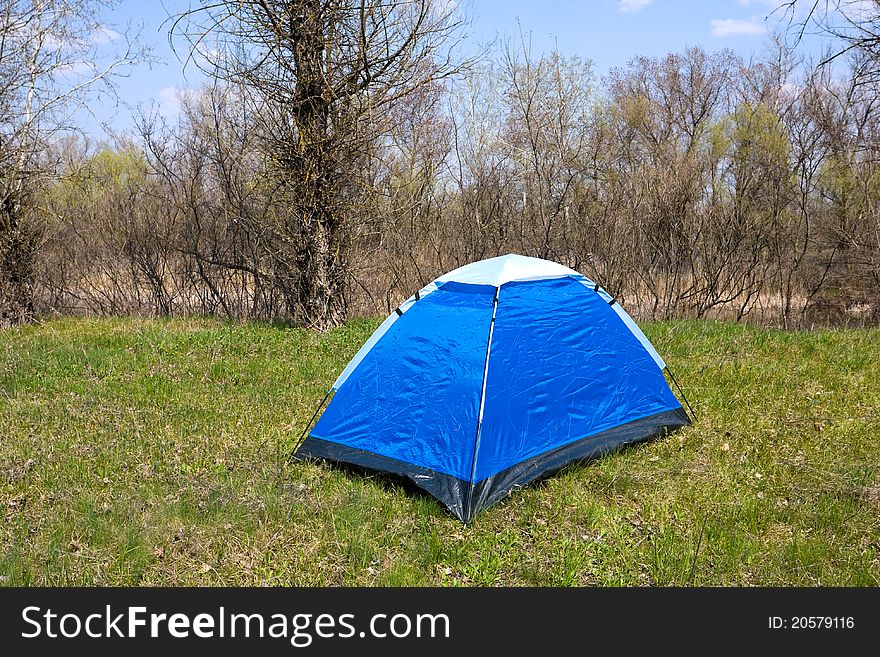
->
[0,189,38,327]
[285,0,347,330]
[296,204,346,330]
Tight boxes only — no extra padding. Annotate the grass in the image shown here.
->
[1,316,878,586]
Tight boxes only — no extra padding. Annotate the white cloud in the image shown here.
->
[196,45,222,62]
[90,26,121,45]
[57,60,97,77]
[155,86,195,119]
[193,44,225,70]
[432,0,459,17]
[780,81,801,97]
[710,18,766,37]
[618,0,652,13]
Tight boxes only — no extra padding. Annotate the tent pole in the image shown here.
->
[288,389,333,461]
[665,367,696,421]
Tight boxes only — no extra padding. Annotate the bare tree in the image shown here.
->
[22,11,879,329]
[0,0,142,326]
[780,1,880,84]
[172,0,472,329]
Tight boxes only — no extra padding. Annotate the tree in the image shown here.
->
[0,0,142,326]
[173,0,472,330]
[780,1,880,84]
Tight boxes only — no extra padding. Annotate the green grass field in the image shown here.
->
[1,317,878,586]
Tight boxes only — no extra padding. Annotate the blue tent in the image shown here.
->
[295,254,690,522]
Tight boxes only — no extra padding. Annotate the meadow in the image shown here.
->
[1,317,878,585]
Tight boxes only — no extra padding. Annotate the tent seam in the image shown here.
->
[465,285,500,521]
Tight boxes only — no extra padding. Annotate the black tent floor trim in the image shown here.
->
[295,406,691,523]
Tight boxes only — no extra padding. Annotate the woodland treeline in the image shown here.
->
[2,0,879,329]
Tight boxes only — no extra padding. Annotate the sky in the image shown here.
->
[82,0,840,139]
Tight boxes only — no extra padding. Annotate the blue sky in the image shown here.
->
[87,0,834,138]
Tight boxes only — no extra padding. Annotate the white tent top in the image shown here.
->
[437,254,583,287]
[331,254,666,391]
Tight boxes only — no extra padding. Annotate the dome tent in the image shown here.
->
[294,254,690,523]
